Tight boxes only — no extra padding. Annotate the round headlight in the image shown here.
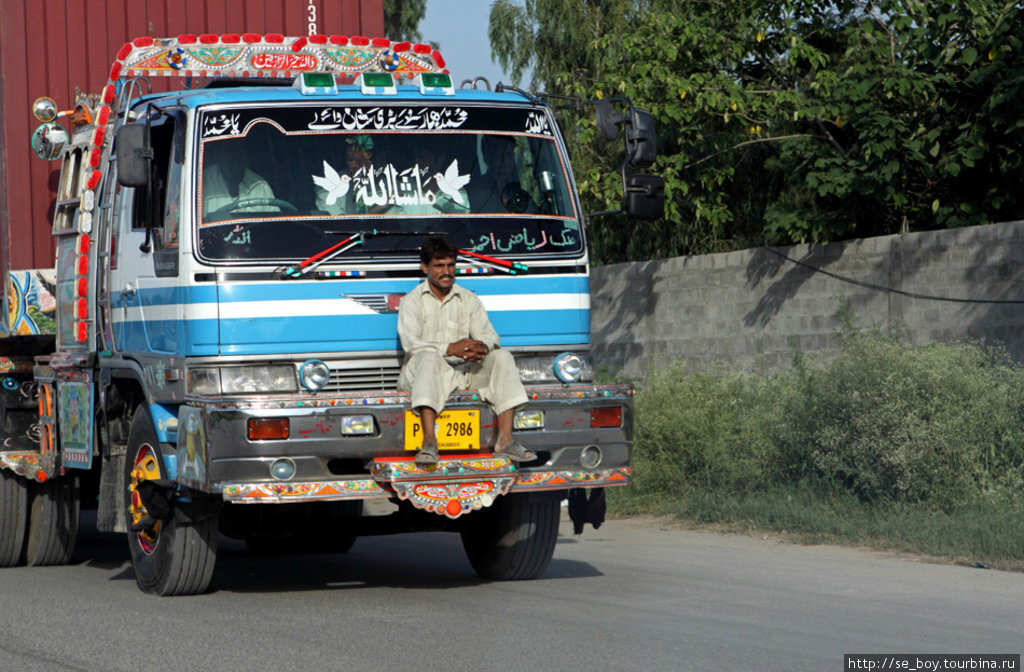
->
[553,352,584,384]
[299,359,330,391]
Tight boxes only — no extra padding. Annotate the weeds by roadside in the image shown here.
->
[609,315,1024,570]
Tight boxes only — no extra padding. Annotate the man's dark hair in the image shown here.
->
[419,235,459,264]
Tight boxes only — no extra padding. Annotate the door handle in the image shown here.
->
[120,283,136,299]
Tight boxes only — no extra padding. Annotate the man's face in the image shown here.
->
[422,255,456,297]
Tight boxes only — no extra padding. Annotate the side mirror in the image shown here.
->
[116,124,152,187]
[31,122,69,161]
[622,174,665,220]
[625,108,657,167]
[32,97,59,123]
[595,100,623,141]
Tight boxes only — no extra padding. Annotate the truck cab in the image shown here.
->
[2,35,663,595]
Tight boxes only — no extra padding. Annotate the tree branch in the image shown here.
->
[683,134,815,170]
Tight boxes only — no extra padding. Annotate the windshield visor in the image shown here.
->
[196,105,581,262]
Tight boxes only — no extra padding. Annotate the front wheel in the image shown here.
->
[460,493,560,580]
[125,405,218,595]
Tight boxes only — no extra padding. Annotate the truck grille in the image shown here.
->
[326,362,402,392]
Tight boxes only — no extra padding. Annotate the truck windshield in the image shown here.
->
[195,104,582,263]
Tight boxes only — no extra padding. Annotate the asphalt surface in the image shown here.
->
[0,510,1021,672]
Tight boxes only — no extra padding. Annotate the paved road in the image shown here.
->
[0,510,1020,672]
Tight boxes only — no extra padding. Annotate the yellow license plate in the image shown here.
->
[404,409,480,451]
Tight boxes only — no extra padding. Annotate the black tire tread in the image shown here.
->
[0,470,28,567]
[461,493,560,581]
[24,476,80,566]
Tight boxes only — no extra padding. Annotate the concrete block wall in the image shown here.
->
[590,220,1024,379]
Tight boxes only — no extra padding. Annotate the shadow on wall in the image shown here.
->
[742,246,832,329]
[589,260,661,376]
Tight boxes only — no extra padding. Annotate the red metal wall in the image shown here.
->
[0,0,384,273]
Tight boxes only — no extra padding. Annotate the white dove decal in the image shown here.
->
[433,159,470,206]
[312,160,351,205]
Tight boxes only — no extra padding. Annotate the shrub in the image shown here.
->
[624,324,1024,512]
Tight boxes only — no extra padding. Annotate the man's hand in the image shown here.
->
[446,338,489,362]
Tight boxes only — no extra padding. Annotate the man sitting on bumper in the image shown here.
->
[398,235,537,465]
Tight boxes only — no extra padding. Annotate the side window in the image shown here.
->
[123,113,181,277]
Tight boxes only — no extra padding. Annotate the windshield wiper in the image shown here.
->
[279,232,366,278]
[458,249,529,275]
[279,229,447,279]
[278,230,530,279]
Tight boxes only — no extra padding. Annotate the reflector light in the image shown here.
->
[591,407,623,428]
[77,278,88,297]
[248,418,290,441]
[418,72,455,96]
[76,299,88,319]
[78,234,90,253]
[76,321,88,342]
[294,72,337,96]
[360,72,396,95]
[77,255,89,275]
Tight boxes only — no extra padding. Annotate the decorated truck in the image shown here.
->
[0,33,664,595]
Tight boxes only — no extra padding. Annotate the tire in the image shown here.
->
[125,405,218,596]
[24,475,80,566]
[0,469,28,567]
[460,492,560,581]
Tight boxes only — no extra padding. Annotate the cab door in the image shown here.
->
[106,114,183,355]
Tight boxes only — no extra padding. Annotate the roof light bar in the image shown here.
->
[417,72,455,96]
[359,72,396,95]
[293,71,337,96]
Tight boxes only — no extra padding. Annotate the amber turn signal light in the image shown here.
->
[248,418,289,440]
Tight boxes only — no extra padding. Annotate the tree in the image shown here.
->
[490,0,1024,263]
[383,0,428,43]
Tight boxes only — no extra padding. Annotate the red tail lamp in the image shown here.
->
[590,407,623,428]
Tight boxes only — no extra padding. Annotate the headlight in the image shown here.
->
[299,359,331,392]
[553,352,587,383]
[516,353,593,383]
[188,365,298,395]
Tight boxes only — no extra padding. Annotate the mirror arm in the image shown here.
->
[139,104,156,253]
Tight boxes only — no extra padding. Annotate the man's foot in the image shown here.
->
[415,440,440,465]
[494,440,537,463]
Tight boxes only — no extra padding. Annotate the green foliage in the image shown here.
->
[383,0,428,42]
[489,0,1024,262]
[626,324,1024,511]
[614,319,1024,565]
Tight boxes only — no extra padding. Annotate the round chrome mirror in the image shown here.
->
[32,96,58,123]
[31,123,69,161]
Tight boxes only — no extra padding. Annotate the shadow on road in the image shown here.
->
[67,511,602,593]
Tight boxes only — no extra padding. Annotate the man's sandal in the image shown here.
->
[494,440,537,463]
[415,441,440,465]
